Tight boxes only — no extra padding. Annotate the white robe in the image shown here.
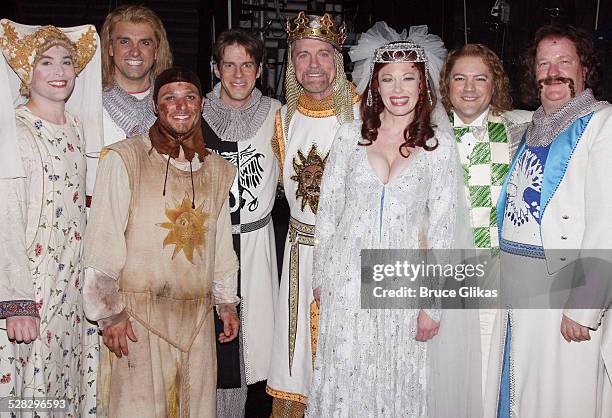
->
[267,100,359,403]
[485,105,612,418]
[215,99,282,384]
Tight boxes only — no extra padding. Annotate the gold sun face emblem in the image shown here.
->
[157,194,208,263]
[290,144,329,214]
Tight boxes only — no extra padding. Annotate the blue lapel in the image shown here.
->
[539,113,594,216]
[496,112,594,237]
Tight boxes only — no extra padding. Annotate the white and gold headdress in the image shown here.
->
[0,20,97,94]
[349,23,447,106]
[0,19,103,192]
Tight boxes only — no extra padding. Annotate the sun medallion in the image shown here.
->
[290,143,329,214]
[157,194,208,263]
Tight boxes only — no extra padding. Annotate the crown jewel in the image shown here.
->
[373,41,427,64]
[286,12,346,48]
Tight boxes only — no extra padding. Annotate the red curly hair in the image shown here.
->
[360,60,437,158]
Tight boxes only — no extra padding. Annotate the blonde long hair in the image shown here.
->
[100,5,173,89]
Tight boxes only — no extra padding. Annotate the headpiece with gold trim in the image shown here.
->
[283,12,355,139]
[0,19,103,194]
[286,12,346,49]
[0,20,97,94]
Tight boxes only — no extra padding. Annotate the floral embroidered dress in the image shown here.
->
[0,106,98,416]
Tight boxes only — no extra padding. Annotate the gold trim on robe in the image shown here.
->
[287,217,315,376]
[271,110,285,180]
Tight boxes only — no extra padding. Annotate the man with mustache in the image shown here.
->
[302,164,323,198]
[83,68,240,417]
[439,43,532,393]
[267,12,359,417]
[202,29,281,417]
[486,24,612,418]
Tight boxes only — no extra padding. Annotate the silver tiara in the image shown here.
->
[366,41,432,107]
[372,41,427,63]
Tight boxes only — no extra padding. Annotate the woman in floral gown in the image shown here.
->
[0,20,101,416]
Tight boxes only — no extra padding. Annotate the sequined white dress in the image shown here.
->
[307,120,459,417]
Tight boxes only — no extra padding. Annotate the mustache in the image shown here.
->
[538,76,576,98]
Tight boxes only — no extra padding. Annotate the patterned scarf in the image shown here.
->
[451,112,508,143]
[102,83,157,137]
[201,83,271,142]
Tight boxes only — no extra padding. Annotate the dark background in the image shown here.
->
[4,0,610,275]
[3,0,611,108]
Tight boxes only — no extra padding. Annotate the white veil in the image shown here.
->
[349,23,446,95]
[350,23,483,417]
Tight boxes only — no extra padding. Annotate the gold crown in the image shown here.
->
[286,12,346,48]
[0,20,97,87]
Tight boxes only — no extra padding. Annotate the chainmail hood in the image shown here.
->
[284,45,355,138]
[102,83,156,137]
[526,89,607,147]
[201,83,272,142]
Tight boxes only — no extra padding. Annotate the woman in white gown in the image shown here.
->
[307,24,481,418]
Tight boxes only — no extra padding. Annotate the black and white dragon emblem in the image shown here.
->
[217,144,265,213]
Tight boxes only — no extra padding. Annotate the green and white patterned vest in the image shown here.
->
[451,111,511,251]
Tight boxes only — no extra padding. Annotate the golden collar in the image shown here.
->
[297,87,359,118]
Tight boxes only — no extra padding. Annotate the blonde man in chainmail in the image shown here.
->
[90,5,173,209]
[100,4,172,145]
[267,12,359,417]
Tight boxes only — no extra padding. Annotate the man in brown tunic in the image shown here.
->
[83,67,240,418]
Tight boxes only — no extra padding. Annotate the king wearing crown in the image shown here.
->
[267,11,360,417]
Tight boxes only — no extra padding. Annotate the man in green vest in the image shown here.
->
[439,43,532,394]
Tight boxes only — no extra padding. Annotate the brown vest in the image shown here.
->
[109,134,236,351]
